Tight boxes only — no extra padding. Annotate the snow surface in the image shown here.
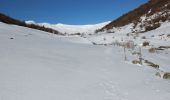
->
[26,21,111,34]
[0,22,170,100]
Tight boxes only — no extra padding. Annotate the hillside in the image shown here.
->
[87,0,170,49]
[98,0,170,33]
[0,13,61,35]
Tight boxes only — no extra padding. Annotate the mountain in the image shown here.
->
[98,0,170,33]
[0,12,109,35]
[26,21,110,35]
[0,13,61,35]
[87,0,170,46]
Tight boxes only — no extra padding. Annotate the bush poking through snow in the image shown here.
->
[163,72,170,80]
[149,48,156,53]
[145,23,161,32]
[92,42,97,45]
[144,60,159,69]
[151,35,155,37]
[132,60,141,64]
[147,46,169,53]
[141,36,146,39]
[132,51,141,55]
[159,46,170,49]
[167,34,170,38]
[143,41,150,46]
[126,33,130,36]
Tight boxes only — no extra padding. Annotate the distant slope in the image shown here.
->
[98,0,170,32]
[0,13,62,35]
[26,21,110,35]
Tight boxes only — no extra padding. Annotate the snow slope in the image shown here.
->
[87,21,170,72]
[26,21,111,34]
[88,21,170,45]
[0,22,170,100]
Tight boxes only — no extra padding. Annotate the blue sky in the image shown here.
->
[0,0,148,24]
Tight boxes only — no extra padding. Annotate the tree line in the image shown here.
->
[0,13,62,35]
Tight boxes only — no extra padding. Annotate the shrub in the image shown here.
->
[71,33,81,35]
[159,34,164,36]
[126,33,130,36]
[10,37,14,40]
[145,23,161,32]
[141,36,146,39]
[151,35,155,37]
[92,42,97,45]
[163,72,170,80]
[150,64,159,69]
[143,41,150,46]
[144,60,159,69]
[159,46,170,49]
[167,34,170,38]
[149,48,156,53]
[132,60,141,64]
[132,51,140,55]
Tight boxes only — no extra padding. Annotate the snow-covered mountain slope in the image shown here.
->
[87,0,170,49]
[26,21,110,34]
[84,0,170,75]
[0,22,170,100]
[99,0,170,33]
[88,21,170,45]
[0,13,61,35]
[86,21,170,73]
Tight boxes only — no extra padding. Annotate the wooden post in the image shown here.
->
[139,47,142,65]
[124,46,127,61]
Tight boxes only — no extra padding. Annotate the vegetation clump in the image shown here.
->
[144,60,159,69]
[163,72,170,80]
[143,41,150,46]
[149,48,156,53]
[132,60,141,64]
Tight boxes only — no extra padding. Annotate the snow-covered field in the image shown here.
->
[0,22,170,100]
